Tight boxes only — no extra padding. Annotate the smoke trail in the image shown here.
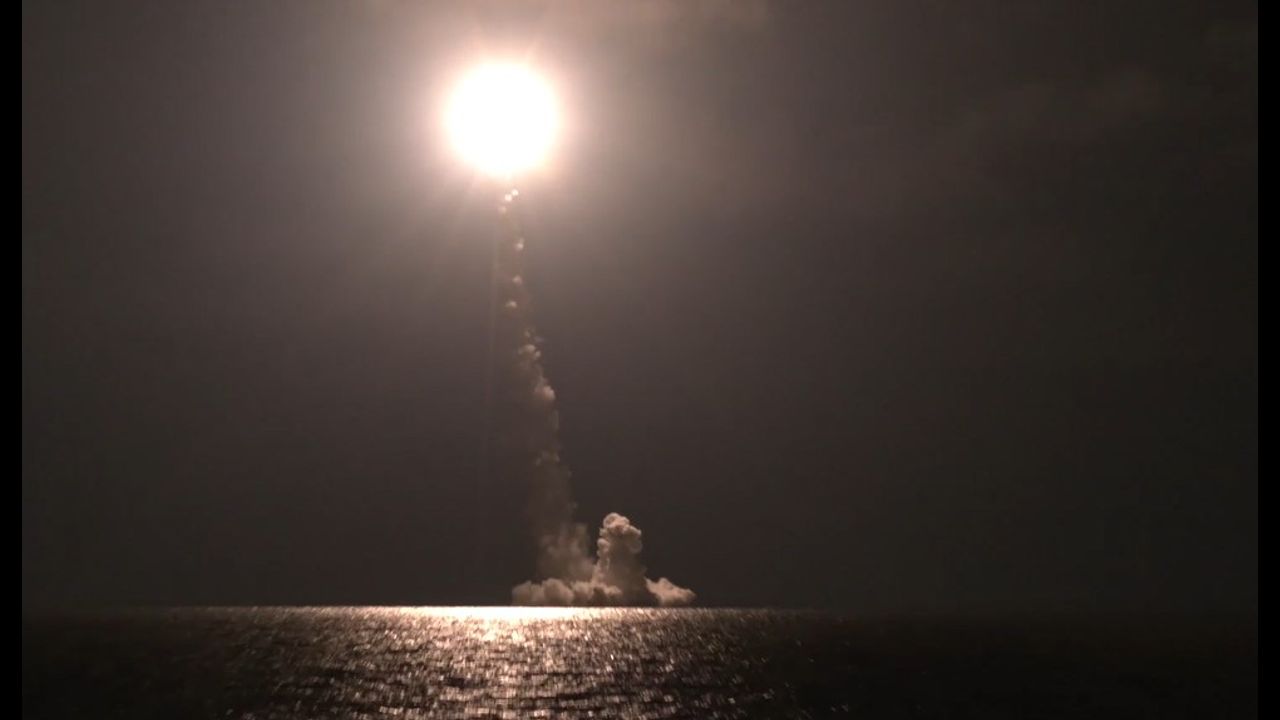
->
[492,190,694,607]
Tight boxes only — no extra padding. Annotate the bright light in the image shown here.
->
[446,63,558,178]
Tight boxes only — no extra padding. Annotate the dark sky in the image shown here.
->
[23,1,1256,613]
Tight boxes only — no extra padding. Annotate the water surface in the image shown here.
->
[22,607,1256,718]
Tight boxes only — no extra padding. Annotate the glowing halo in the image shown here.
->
[446,63,558,178]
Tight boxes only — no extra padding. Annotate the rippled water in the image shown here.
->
[22,608,1255,719]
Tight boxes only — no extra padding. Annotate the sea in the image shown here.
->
[22,607,1256,719]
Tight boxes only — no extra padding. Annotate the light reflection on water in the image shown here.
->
[22,607,1255,719]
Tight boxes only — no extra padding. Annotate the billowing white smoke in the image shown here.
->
[512,513,697,607]
[493,191,694,607]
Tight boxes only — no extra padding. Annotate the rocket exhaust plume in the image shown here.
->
[491,190,694,607]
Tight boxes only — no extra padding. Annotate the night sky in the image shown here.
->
[23,1,1256,613]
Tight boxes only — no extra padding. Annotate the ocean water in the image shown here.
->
[22,608,1255,719]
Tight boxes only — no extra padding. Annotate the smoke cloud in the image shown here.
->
[512,512,697,607]
[492,191,694,607]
